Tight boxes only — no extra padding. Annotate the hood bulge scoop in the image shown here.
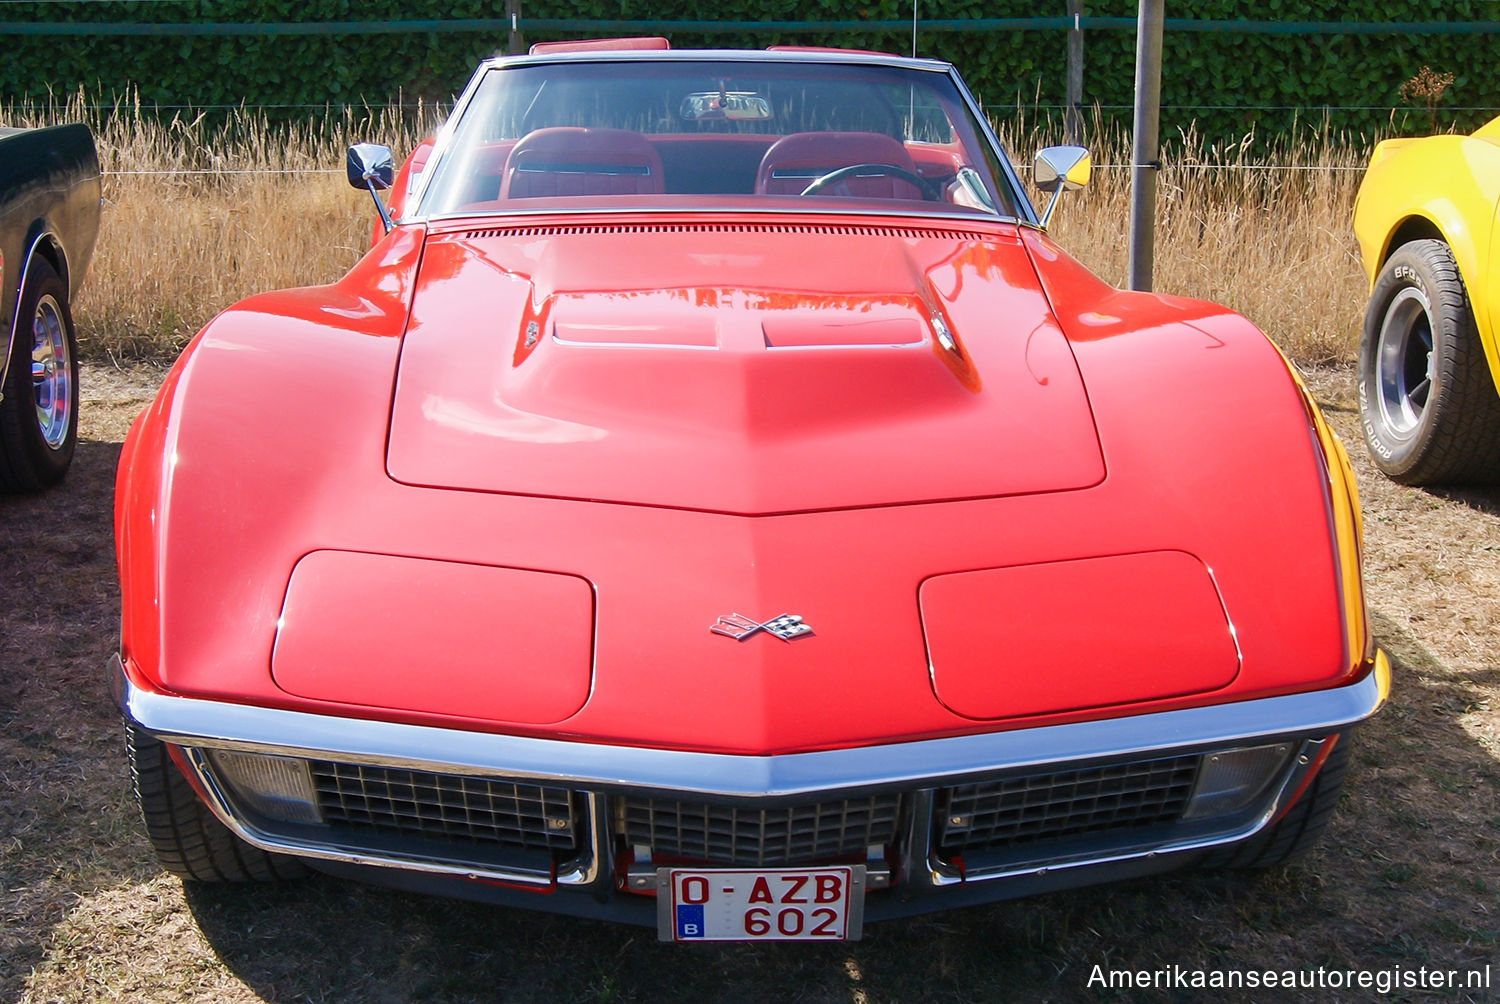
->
[386,225,1103,514]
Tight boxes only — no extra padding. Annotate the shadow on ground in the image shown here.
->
[1,438,154,996]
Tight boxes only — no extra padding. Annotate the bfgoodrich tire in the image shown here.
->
[1357,238,1500,484]
[1201,734,1349,870]
[126,721,306,883]
[0,259,79,492]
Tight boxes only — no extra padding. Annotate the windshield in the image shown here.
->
[415,58,1021,220]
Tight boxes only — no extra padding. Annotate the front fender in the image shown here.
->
[115,225,424,686]
[1352,129,1500,378]
[1021,228,1369,689]
[1352,134,1500,283]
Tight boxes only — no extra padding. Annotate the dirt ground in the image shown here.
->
[1,362,1496,1003]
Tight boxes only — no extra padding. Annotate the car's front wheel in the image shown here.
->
[126,721,306,882]
[1357,238,1500,484]
[0,259,80,492]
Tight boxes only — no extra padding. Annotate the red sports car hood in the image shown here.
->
[386,219,1103,513]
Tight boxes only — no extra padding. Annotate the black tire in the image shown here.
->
[126,720,306,883]
[1201,734,1349,870]
[1357,238,1500,484]
[0,258,79,492]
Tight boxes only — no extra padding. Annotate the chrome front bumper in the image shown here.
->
[113,652,1389,919]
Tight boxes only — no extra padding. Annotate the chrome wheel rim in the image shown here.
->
[1375,287,1433,438]
[30,293,71,450]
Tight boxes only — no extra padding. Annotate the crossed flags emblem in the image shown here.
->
[710,613,813,642]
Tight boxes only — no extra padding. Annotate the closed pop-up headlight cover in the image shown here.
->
[272,550,594,725]
[922,550,1241,720]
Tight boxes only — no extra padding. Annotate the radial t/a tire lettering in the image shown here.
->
[1356,238,1500,484]
[0,259,79,492]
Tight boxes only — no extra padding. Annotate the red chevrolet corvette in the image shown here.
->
[113,41,1387,941]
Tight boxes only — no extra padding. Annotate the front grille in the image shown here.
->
[621,795,901,867]
[939,755,1200,855]
[310,761,578,852]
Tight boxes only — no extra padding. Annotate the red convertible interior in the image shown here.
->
[402,52,1008,220]
[499,127,666,198]
[450,129,967,211]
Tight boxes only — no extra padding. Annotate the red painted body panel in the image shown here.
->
[271,551,594,725]
[115,212,1351,756]
[922,550,1240,720]
[385,220,1104,513]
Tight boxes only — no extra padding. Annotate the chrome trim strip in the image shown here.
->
[407,50,1026,226]
[898,788,958,891]
[176,746,572,888]
[550,332,718,351]
[944,64,1039,227]
[556,791,610,890]
[488,49,956,72]
[114,654,1387,801]
[516,163,652,177]
[425,204,1022,227]
[761,342,924,352]
[1201,562,1246,671]
[1,232,66,400]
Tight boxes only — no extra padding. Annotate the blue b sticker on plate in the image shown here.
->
[675,904,705,938]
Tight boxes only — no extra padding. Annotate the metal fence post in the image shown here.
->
[1066,0,1084,145]
[1127,0,1163,292]
[506,0,524,55]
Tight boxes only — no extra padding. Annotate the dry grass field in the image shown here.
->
[1,103,1496,1001]
[9,96,1366,365]
[10,96,438,361]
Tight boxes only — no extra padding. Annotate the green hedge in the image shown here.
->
[0,1,1496,144]
[1057,0,1500,143]
[0,1,507,112]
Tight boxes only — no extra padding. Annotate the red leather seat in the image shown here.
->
[501,128,665,199]
[754,131,923,199]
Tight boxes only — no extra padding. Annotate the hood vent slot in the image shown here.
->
[458,223,989,241]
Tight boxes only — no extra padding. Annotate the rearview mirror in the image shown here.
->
[680,91,772,122]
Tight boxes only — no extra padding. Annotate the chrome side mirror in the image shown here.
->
[346,143,394,190]
[1033,145,1091,227]
[347,143,396,233]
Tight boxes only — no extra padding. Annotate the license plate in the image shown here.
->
[657,865,865,941]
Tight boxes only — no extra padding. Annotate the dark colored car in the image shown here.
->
[0,123,100,491]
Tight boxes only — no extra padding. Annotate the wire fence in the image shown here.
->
[0,13,1497,117]
[7,12,1494,157]
[100,161,1371,178]
[26,100,1497,114]
[104,168,347,175]
[1,14,1499,35]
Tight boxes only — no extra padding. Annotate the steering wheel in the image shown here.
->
[799,163,940,200]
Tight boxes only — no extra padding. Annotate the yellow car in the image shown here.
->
[1352,118,1500,484]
